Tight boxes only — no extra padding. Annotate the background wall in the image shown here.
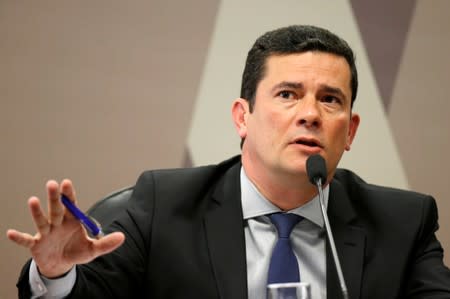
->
[1,1,449,297]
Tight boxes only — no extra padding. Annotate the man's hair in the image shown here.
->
[240,25,358,111]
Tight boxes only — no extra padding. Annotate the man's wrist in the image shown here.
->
[37,263,73,280]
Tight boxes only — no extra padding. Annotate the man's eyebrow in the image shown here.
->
[270,81,304,93]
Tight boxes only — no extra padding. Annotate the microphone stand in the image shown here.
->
[315,178,349,299]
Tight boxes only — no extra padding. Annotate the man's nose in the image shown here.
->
[296,97,321,128]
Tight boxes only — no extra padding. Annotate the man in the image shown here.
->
[7,25,450,298]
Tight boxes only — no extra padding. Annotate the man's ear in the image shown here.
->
[231,98,250,139]
[345,112,360,151]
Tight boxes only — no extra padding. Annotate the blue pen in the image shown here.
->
[61,194,104,238]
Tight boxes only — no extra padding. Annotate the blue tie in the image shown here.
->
[267,213,303,284]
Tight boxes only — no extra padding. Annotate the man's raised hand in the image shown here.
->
[6,179,125,278]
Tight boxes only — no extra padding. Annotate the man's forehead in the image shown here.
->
[258,51,352,95]
[264,51,350,70]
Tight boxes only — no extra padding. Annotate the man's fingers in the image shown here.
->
[60,179,76,203]
[6,229,36,248]
[60,179,78,220]
[47,180,65,226]
[29,197,50,235]
[93,232,126,256]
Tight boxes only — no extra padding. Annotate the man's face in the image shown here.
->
[233,51,360,182]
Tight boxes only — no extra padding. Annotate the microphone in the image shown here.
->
[306,154,327,185]
[306,155,349,299]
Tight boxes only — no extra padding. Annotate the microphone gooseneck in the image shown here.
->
[306,154,349,299]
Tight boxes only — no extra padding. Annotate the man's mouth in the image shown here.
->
[293,138,322,148]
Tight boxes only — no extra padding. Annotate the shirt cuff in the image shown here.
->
[29,259,76,299]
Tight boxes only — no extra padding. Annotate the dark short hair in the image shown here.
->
[240,25,358,111]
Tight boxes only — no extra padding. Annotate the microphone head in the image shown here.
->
[306,154,327,185]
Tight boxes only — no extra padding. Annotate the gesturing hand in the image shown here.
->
[6,179,125,278]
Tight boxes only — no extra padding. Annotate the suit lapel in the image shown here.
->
[327,178,366,299]
[204,163,248,299]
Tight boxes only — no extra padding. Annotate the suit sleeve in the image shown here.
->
[404,195,450,297]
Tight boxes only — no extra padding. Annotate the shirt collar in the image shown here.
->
[240,167,329,228]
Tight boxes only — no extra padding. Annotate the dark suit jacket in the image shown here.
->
[18,156,450,298]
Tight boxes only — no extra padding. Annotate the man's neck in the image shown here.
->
[242,163,319,211]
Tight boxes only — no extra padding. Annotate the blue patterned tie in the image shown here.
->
[267,213,303,284]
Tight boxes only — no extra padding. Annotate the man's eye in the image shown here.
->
[278,91,296,99]
[322,95,341,104]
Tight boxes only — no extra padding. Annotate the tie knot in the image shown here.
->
[269,213,303,238]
